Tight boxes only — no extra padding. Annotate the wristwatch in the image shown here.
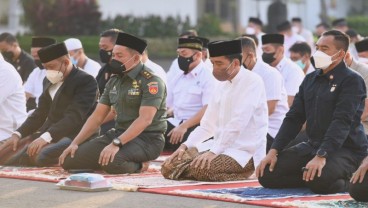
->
[316,149,328,158]
[112,138,122,148]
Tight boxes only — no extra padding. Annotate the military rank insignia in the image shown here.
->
[147,82,158,95]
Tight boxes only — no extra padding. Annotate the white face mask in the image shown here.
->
[312,50,340,70]
[46,70,64,84]
[245,27,256,35]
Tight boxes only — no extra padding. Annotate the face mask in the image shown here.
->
[46,63,64,84]
[242,54,250,69]
[2,51,14,61]
[213,60,235,81]
[312,50,340,70]
[294,59,306,70]
[292,26,299,34]
[262,52,276,64]
[35,59,44,70]
[70,56,78,65]
[245,27,256,35]
[99,49,112,63]
[178,54,195,74]
[109,55,135,75]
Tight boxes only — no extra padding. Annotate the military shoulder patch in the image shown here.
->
[140,69,153,80]
[147,82,159,95]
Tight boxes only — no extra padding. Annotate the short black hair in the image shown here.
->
[0,32,17,44]
[100,28,123,43]
[289,42,311,56]
[316,22,330,29]
[238,37,257,54]
[224,53,242,65]
[322,30,350,52]
[241,34,259,47]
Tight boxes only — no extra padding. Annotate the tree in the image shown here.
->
[21,0,101,35]
[196,14,223,37]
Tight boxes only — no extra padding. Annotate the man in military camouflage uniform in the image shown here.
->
[59,32,167,174]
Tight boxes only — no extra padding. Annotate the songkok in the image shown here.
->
[38,43,68,63]
[64,38,83,51]
[195,36,210,49]
[276,21,291,32]
[355,39,368,53]
[291,17,302,23]
[208,39,242,57]
[178,37,203,51]
[262,34,284,45]
[115,32,147,54]
[332,18,347,27]
[31,37,56,48]
[248,17,263,26]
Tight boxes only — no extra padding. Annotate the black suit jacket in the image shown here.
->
[17,66,98,142]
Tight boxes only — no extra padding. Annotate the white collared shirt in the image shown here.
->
[184,69,268,167]
[275,57,305,96]
[250,61,289,138]
[284,33,305,57]
[167,61,216,126]
[82,58,100,78]
[0,55,27,141]
[24,67,46,106]
[144,59,167,84]
[305,63,316,75]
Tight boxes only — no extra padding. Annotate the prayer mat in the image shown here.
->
[140,181,364,207]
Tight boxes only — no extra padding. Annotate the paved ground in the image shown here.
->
[0,178,261,208]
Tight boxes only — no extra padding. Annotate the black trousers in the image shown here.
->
[164,121,198,152]
[349,173,368,202]
[62,129,164,174]
[258,143,362,194]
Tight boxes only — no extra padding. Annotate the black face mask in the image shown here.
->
[35,59,44,70]
[178,54,195,74]
[262,52,276,64]
[99,49,112,63]
[2,51,14,62]
[109,59,126,76]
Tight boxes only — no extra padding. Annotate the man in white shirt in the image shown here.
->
[240,36,289,154]
[291,18,315,50]
[0,43,97,166]
[64,38,100,78]
[277,21,305,57]
[142,49,167,84]
[244,17,265,56]
[162,39,268,181]
[289,42,315,75]
[196,36,213,71]
[261,34,305,107]
[165,37,216,152]
[0,53,27,143]
[24,37,56,112]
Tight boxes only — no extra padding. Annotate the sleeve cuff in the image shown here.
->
[40,132,53,143]
[13,131,22,139]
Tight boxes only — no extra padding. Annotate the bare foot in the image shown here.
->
[141,161,150,172]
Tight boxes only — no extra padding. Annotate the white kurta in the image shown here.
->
[167,61,216,127]
[184,69,268,167]
[275,57,305,96]
[144,59,167,84]
[0,55,27,141]
[24,67,46,106]
[250,61,289,138]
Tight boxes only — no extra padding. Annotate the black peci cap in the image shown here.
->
[208,39,242,57]
[38,42,68,63]
[115,32,147,54]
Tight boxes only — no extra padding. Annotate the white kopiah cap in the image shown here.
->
[64,38,83,51]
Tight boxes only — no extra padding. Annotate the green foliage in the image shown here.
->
[196,14,224,37]
[21,0,101,35]
[347,16,368,36]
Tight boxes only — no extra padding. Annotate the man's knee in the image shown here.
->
[306,177,348,194]
[61,156,75,170]
[349,182,368,202]
[258,167,279,188]
[102,161,140,174]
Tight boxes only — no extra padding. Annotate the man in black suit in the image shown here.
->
[0,42,98,166]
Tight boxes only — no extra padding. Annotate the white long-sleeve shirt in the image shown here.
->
[24,67,46,106]
[275,57,305,96]
[0,54,27,140]
[184,68,268,167]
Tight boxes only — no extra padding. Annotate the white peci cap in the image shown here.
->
[64,38,83,51]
